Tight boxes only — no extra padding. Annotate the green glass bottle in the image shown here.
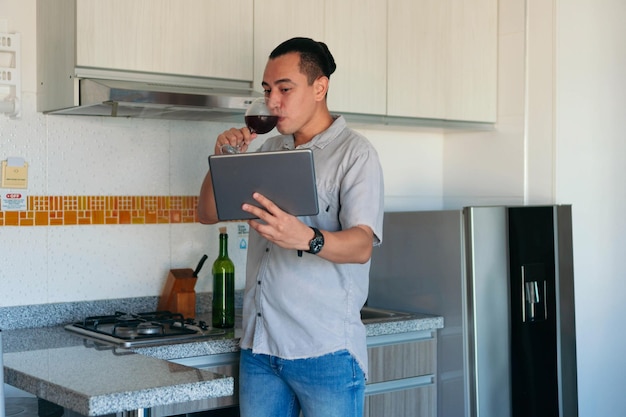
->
[212,227,235,328]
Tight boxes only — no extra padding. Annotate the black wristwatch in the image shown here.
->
[305,227,325,255]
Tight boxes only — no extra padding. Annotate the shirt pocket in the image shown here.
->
[314,184,341,231]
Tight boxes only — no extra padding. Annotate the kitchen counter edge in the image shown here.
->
[133,312,444,360]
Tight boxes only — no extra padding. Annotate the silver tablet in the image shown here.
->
[208,149,319,221]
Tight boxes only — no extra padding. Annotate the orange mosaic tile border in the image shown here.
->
[0,196,199,226]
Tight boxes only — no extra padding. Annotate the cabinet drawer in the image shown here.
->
[367,337,436,384]
[365,385,436,417]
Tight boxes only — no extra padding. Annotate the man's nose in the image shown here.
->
[266,95,280,113]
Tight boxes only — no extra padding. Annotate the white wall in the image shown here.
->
[554,1,626,415]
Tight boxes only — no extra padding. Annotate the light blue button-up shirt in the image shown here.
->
[239,116,384,377]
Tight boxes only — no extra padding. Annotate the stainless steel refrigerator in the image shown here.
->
[367,206,578,417]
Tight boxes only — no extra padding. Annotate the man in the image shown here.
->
[198,37,384,417]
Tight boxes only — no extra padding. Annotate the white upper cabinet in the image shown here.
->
[447,0,497,122]
[76,0,254,81]
[324,0,387,115]
[253,0,386,115]
[253,0,325,92]
[66,0,495,122]
[387,0,448,120]
[255,0,496,123]
[388,0,497,122]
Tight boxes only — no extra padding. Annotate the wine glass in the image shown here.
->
[220,97,278,154]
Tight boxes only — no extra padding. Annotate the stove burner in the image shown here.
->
[113,322,165,338]
[112,326,136,338]
[136,322,165,335]
[65,310,226,348]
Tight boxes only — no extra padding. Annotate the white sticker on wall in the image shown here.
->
[237,223,249,250]
[1,192,27,211]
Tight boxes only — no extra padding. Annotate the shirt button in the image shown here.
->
[265,247,270,252]
[257,313,262,317]
[257,280,261,285]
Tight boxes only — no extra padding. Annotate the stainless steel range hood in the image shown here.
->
[46,78,260,122]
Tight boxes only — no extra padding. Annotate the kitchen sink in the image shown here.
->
[360,306,411,323]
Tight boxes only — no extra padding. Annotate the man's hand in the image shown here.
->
[198,127,259,224]
[215,127,257,154]
[244,192,312,252]
[244,192,375,264]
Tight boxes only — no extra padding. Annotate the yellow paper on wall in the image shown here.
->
[1,159,28,189]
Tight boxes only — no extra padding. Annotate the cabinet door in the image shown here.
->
[253,0,325,91]
[447,0,497,122]
[388,0,497,122]
[325,0,387,115]
[76,0,254,81]
[254,0,386,116]
[367,338,436,384]
[365,385,436,417]
[388,0,448,120]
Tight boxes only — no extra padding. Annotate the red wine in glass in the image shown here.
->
[245,115,279,134]
[220,97,277,154]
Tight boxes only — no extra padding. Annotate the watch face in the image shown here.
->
[307,227,324,254]
[310,237,324,254]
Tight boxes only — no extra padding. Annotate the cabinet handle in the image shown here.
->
[365,375,434,396]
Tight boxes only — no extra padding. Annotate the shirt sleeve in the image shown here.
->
[338,141,385,246]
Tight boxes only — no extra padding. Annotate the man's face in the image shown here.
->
[261,52,324,136]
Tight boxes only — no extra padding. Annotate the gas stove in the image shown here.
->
[65,311,225,348]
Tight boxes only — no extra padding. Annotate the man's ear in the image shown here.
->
[314,76,329,101]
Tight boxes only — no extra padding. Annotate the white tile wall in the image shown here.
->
[0,226,49,305]
[46,116,171,195]
[0,94,47,195]
[46,225,171,302]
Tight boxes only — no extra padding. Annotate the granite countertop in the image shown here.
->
[2,325,234,416]
[133,311,444,361]
[1,300,443,416]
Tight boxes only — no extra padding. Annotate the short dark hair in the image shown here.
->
[269,37,337,85]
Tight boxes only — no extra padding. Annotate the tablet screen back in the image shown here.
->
[209,149,319,221]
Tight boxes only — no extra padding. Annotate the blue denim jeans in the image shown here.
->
[239,348,365,417]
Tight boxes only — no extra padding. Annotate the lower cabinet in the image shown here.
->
[365,330,437,417]
[166,330,438,417]
[365,385,436,417]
